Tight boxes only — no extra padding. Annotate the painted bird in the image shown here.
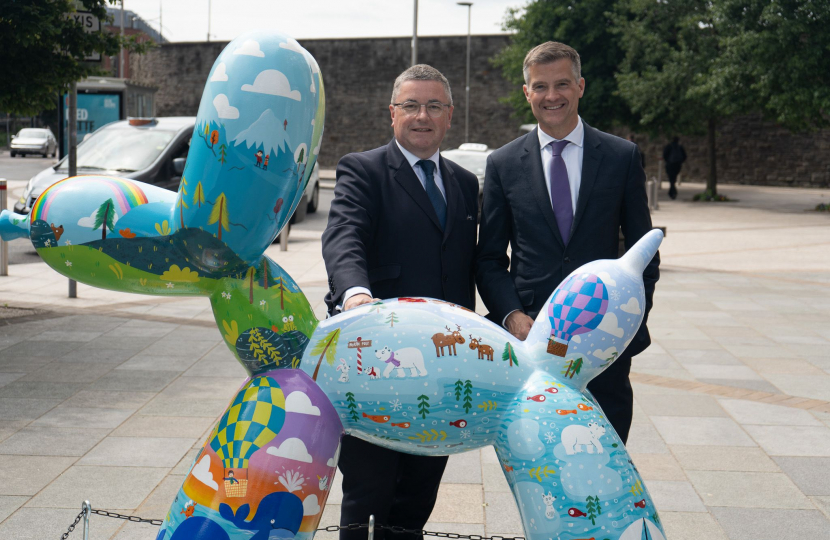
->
[526,394,546,402]
[362,412,390,423]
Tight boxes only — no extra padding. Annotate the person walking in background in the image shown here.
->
[322,64,479,540]
[663,136,686,199]
[475,41,660,444]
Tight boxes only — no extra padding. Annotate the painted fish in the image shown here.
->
[567,508,587,517]
[527,394,546,402]
[391,422,410,428]
[577,403,593,411]
[544,387,559,394]
[445,442,464,448]
[634,499,646,508]
[362,412,390,423]
[503,465,514,472]
[557,409,577,415]
[449,419,467,428]
[180,501,196,518]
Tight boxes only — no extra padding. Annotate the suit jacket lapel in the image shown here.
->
[572,123,602,237]
[521,128,565,247]
[387,140,443,232]
[439,156,464,240]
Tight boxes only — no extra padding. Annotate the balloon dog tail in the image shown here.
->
[524,229,663,392]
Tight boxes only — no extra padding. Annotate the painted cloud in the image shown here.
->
[267,438,313,463]
[285,391,320,416]
[242,69,301,101]
[233,39,264,57]
[210,62,229,82]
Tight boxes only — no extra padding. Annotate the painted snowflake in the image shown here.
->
[460,429,471,439]
[544,431,556,444]
[389,399,402,412]
[610,289,620,301]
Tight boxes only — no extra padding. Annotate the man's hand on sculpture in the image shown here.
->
[344,293,380,311]
[506,311,534,341]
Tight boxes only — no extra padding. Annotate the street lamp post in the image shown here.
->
[457,2,472,143]
[412,0,418,66]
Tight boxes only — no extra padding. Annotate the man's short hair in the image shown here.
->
[391,64,453,106]
[523,42,581,84]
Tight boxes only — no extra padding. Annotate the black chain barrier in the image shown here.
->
[61,504,525,540]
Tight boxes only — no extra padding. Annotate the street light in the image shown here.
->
[412,0,419,66]
[457,2,472,143]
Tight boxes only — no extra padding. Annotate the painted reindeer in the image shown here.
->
[431,324,466,357]
[469,335,494,360]
[0,32,668,540]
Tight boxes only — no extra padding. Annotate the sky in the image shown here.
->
[116,0,524,43]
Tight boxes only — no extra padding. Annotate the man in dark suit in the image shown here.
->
[322,65,479,540]
[476,42,660,443]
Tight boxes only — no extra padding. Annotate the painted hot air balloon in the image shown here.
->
[209,376,286,497]
[547,273,609,356]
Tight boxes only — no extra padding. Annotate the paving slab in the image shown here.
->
[651,416,756,447]
[628,452,687,481]
[718,398,824,426]
[78,436,196,468]
[660,511,729,540]
[62,390,156,411]
[0,397,63,420]
[0,496,28,524]
[645,480,706,512]
[772,457,830,496]
[710,507,830,540]
[26,465,169,509]
[0,426,111,456]
[31,406,133,429]
[635,392,728,417]
[112,415,215,438]
[483,491,523,535]
[670,445,780,472]
[686,470,813,509]
[0,455,76,496]
[441,451,482,484]
[429,484,484,523]
[743,425,830,456]
[0,507,124,540]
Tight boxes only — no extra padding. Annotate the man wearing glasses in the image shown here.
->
[322,65,479,540]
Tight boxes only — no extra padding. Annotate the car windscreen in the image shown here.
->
[56,127,176,173]
[443,152,488,177]
[17,129,49,139]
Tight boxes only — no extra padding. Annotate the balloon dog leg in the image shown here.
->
[156,370,344,540]
[492,372,666,540]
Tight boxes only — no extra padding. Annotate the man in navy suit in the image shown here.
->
[476,42,660,443]
[322,65,479,540]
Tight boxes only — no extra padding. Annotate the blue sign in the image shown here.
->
[62,93,120,155]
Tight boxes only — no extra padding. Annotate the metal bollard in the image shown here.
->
[82,500,91,540]
[0,179,7,276]
[650,177,659,211]
[368,514,375,540]
[279,226,289,251]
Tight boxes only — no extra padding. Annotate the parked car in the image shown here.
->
[441,143,492,219]
[16,116,319,225]
[10,128,57,158]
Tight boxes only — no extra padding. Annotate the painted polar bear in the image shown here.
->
[561,422,606,455]
[375,346,428,378]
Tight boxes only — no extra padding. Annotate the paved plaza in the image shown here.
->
[0,179,828,539]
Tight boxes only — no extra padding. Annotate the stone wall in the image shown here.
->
[130,36,830,188]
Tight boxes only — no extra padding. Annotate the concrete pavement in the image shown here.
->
[0,179,829,539]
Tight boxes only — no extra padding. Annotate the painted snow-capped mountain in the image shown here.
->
[232,109,292,156]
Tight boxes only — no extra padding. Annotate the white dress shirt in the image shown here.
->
[339,142,446,311]
[538,117,584,213]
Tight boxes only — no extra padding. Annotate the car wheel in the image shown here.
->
[43,151,48,158]
[9,151,15,158]
[307,182,319,213]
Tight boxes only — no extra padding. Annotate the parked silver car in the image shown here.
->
[10,128,57,158]
[441,143,492,219]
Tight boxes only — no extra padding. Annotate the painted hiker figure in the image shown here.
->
[0,31,668,540]
[321,64,479,540]
[475,41,660,444]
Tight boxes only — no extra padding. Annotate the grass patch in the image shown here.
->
[816,202,830,212]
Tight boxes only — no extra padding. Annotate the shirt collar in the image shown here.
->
[537,117,584,149]
[396,140,440,172]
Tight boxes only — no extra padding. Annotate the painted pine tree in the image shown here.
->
[463,380,473,413]
[454,380,463,401]
[192,181,205,208]
[218,143,227,164]
[502,342,518,367]
[585,496,601,525]
[417,394,430,419]
[246,267,255,304]
[563,357,584,379]
[177,176,189,228]
[386,312,398,327]
[208,193,230,241]
[272,276,293,310]
[311,328,340,381]
[92,198,116,240]
[345,392,359,422]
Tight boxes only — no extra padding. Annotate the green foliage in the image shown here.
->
[502,342,518,367]
[454,379,463,401]
[417,394,430,419]
[0,1,150,115]
[311,328,340,381]
[585,495,602,525]
[563,356,583,379]
[463,380,473,414]
[492,0,636,131]
[92,198,115,240]
[385,312,398,327]
[345,392,359,422]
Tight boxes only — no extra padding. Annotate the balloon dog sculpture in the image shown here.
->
[0,32,665,540]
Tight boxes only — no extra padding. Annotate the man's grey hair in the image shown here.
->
[391,64,453,106]
[522,41,582,84]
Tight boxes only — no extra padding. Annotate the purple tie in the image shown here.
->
[549,139,573,244]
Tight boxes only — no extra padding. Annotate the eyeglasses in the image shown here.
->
[392,101,450,117]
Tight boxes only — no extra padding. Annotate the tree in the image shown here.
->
[492,0,637,131]
[311,328,341,381]
[613,0,729,196]
[0,1,149,115]
[92,198,116,240]
[177,176,189,228]
[208,193,230,241]
[218,143,228,165]
[192,181,205,208]
[502,342,518,367]
[385,312,398,327]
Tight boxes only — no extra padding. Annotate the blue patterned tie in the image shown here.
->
[549,140,573,245]
[417,159,447,229]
